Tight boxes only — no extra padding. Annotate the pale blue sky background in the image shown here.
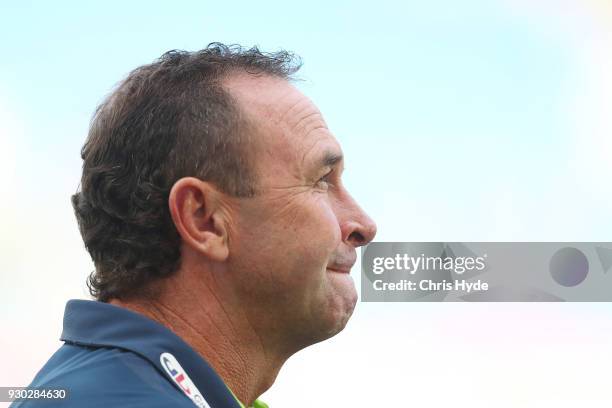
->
[1,1,612,407]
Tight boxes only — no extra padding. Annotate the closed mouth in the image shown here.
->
[326,267,352,274]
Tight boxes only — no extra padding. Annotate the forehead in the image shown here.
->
[222,74,342,177]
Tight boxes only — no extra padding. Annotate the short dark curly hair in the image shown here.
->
[72,43,301,302]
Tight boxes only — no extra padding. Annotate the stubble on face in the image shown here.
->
[221,73,358,348]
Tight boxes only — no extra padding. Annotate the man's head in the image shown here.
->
[73,43,376,349]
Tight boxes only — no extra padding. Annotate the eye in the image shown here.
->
[315,170,334,190]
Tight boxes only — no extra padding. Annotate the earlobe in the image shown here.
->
[204,232,229,262]
[168,177,230,262]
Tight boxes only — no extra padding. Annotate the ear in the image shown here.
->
[168,177,230,262]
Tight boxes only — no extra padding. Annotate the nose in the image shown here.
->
[339,194,377,248]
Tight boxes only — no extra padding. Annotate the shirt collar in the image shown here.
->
[61,299,263,408]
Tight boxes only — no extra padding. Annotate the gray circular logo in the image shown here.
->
[549,247,589,287]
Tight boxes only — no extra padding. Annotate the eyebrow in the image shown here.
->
[320,151,344,168]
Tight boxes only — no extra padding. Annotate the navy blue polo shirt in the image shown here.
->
[12,300,268,408]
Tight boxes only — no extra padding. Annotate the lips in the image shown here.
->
[327,253,357,274]
[327,266,352,274]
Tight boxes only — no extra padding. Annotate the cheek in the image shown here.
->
[312,194,341,234]
[269,192,340,245]
[300,195,342,256]
[232,194,340,279]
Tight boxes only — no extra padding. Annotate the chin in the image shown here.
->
[319,289,358,340]
[296,297,356,349]
[295,271,358,346]
[321,306,355,341]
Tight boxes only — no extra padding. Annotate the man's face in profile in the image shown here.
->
[222,74,377,347]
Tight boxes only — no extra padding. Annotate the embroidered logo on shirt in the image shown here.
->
[160,352,212,408]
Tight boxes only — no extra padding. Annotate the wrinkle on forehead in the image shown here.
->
[222,73,338,183]
[223,73,327,135]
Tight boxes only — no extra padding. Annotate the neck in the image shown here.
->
[110,266,289,406]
